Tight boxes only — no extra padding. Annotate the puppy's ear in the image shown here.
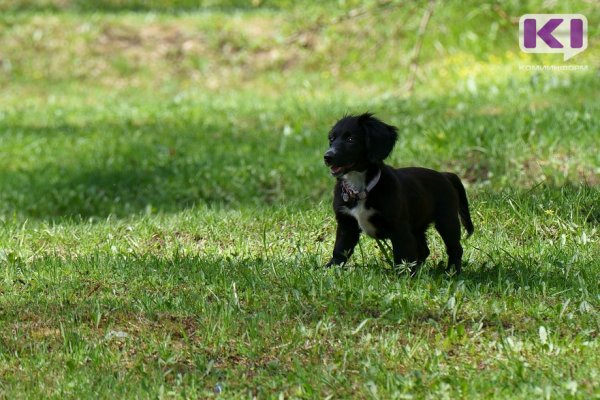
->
[359,113,398,163]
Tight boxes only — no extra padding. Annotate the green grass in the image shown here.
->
[1,1,599,398]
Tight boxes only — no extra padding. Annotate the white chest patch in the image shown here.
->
[343,171,367,192]
[341,200,378,238]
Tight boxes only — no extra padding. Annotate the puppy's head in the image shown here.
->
[324,113,398,177]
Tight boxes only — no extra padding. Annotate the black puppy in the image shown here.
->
[324,113,474,274]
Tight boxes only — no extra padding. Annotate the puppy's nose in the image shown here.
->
[324,150,335,165]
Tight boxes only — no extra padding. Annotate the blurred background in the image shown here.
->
[0,0,598,219]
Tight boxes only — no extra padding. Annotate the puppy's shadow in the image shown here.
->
[362,255,588,295]
[448,260,589,293]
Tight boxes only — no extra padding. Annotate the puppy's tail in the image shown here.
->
[444,172,474,237]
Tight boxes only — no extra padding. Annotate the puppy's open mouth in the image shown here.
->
[329,163,354,177]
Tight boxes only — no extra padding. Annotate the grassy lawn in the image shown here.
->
[1,1,599,398]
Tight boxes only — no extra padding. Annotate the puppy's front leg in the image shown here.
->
[326,214,360,267]
[390,224,418,273]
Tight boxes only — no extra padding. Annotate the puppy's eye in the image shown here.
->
[328,136,334,144]
[345,135,354,143]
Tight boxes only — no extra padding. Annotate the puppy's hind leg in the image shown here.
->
[434,214,463,274]
[411,230,429,275]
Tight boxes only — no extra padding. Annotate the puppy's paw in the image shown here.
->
[325,258,346,268]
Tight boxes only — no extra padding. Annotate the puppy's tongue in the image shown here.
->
[330,166,343,174]
[330,163,354,175]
